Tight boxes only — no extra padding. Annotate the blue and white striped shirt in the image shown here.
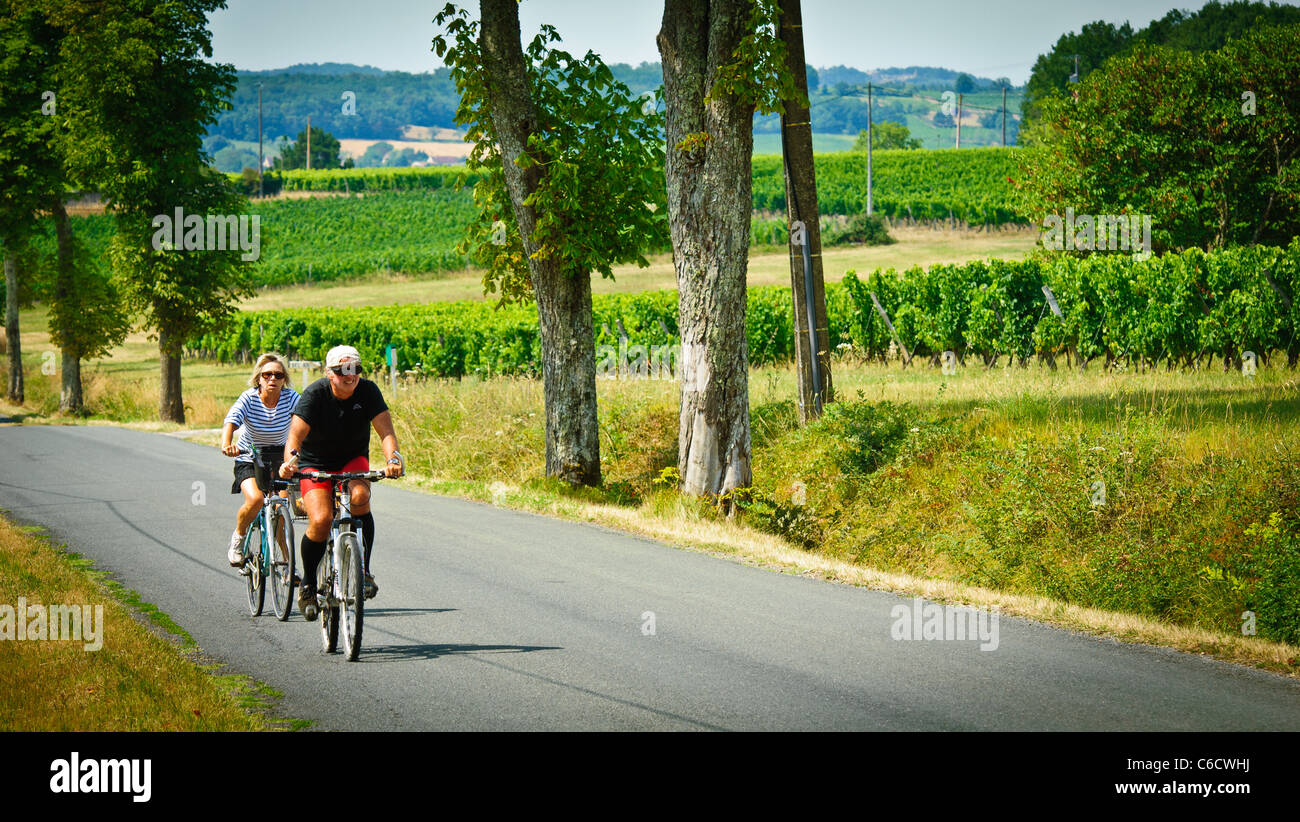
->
[224,387,301,463]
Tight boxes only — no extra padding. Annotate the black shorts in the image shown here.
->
[231,451,286,495]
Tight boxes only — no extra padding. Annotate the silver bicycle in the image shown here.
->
[294,468,385,661]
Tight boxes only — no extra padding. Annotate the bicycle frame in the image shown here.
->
[238,447,295,619]
[295,468,384,660]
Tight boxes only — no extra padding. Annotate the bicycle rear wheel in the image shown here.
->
[270,501,296,621]
[338,532,364,661]
[245,518,265,617]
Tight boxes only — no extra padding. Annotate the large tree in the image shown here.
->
[658,0,793,497]
[852,121,921,152]
[52,0,253,422]
[274,124,353,170]
[1020,2,1300,142]
[1017,25,1300,252]
[434,1,666,486]
[0,0,60,403]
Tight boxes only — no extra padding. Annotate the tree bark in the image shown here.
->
[480,0,600,485]
[777,0,831,423]
[659,0,754,498]
[51,199,82,413]
[4,251,22,403]
[61,352,82,412]
[159,328,185,423]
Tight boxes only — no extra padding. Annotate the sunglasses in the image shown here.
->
[329,364,360,376]
[260,371,287,380]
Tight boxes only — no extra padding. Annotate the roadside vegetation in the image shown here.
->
[0,514,272,730]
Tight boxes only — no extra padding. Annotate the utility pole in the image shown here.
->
[866,81,873,216]
[257,83,264,196]
[956,92,962,148]
[1001,85,1007,147]
[777,0,831,422]
[306,115,311,171]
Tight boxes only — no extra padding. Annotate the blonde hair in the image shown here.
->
[247,352,292,389]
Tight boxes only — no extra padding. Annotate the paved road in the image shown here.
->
[2,425,1299,730]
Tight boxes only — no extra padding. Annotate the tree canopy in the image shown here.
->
[853,121,921,151]
[1016,24,1300,252]
[1021,1,1300,141]
[275,125,353,170]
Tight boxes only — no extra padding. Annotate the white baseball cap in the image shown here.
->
[325,345,361,369]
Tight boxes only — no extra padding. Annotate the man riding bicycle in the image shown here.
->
[279,345,404,621]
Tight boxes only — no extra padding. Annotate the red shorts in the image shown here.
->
[299,455,370,496]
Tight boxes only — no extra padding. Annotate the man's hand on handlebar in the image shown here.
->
[221,442,240,457]
[384,458,404,479]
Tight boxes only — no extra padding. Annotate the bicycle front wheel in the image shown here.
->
[338,532,364,661]
[245,518,265,617]
[320,543,338,653]
[269,501,296,621]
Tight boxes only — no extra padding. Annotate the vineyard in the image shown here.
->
[32,189,478,288]
[23,149,1028,295]
[752,147,1023,225]
[276,148,1024,223]
[188,240,1300,375]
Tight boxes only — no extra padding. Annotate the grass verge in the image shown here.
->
[0,513,301,731]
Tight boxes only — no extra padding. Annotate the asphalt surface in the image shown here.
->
[2,424,1299,730]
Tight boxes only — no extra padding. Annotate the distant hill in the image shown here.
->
[820,65,1017,90]
[205,61,1020,170]
[259,62,388,75]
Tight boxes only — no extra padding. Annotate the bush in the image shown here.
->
[826,212,895,247]
[1244,513,1300,644]
[814,395,914,477]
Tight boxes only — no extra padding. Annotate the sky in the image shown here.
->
[208,0,1293,84]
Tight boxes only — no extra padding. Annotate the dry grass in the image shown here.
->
[0,515,268,730]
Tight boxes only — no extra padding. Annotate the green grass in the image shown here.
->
[0,517,281,730]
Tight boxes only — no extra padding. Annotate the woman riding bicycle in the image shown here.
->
[221,352,300,569]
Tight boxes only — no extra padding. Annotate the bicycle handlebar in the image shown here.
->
[290,470,388,482]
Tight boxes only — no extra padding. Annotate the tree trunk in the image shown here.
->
[60,352,81,413]
[777,0,831,423]
[159,328,185,423]
[480,0,600,485]
[4,251,21,403]
[659,0,754,499]
[51,200,83,414]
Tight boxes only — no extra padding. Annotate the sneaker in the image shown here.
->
[364,574,378,600]
[298,583,318,621]
[227,531,245,567]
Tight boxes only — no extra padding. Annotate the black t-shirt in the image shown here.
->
[293,377,388,469]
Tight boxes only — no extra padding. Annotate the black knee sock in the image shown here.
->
[357,513,375,573]
[300,536,326,589]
